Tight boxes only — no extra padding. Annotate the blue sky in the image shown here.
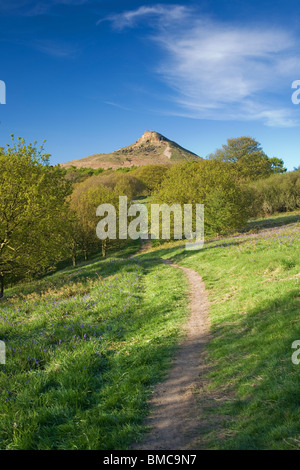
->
[0,0,300,170]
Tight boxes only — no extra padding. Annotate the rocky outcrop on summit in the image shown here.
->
[133,130,168,145]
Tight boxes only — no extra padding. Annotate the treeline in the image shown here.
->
[249,169,300,215]
[0,135,298,296]
[63,164,139,184]
[64,165,171,263]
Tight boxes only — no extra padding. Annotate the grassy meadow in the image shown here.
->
[1,210,299,450]
[0,254,188,449]
[145,211,300,449]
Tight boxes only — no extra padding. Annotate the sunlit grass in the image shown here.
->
[0,256,188,449]
[163,216,300,449]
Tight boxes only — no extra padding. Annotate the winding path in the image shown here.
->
[133,260,211,450]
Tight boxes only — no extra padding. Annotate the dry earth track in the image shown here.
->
[133,259,211,450]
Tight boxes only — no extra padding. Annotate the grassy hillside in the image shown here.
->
[0,255,188,449]
[144,211,300,449]
[1,209,299,450]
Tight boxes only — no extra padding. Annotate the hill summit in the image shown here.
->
[60,131,201,170]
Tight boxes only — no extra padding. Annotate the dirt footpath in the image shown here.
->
[133,261,211,450]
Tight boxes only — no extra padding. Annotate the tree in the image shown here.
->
[268,157,287,174]
[68,178,122,262]
[92,172,146,200]
[132,164,169,193]
[0,136,72,297]
[208,137,286,180]
[248,168,300,216]
[153,160,251,237]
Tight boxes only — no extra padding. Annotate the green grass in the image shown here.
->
[0,255,188,449]
[155,213,300,449]
[2,210,300,450]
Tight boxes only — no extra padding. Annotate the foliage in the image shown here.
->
[248,168,300,216]
[208,136,286,180]
[132,164,169,193]
[0,137,72,297]
[63,166,104,184]
[88,173,146,201]
[62,165,105,184]
[152,160,251,236]
[68,179,121,262]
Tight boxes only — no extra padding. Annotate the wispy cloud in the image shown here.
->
[0,0,90,16]
[104,101,132,111]
[33,39,81,58]
[97,4,188,28]
[101,4,300,127]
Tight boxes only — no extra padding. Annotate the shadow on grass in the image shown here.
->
[134,240,244,264]
[0,258,187,450]
[246,212,300,232]
[5,256,142,301]
[3,240,141,301]
[23,339,183,450]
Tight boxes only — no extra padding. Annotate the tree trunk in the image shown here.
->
[72,253,77,267]
[102,240,107,258]
[0,275,4,299]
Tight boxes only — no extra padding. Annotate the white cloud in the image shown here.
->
[102,4,300,127]
[97,4,188,28]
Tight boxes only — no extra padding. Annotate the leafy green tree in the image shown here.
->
[153,160,251,237]
[93,172,146,200]
[268,157,287,174]
[68,178,122,261]
[0,137,72,297]
[208,137,286,180]
[132,164,169,193]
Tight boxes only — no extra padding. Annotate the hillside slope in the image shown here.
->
[60,131,201,170]
[142,211,300,450]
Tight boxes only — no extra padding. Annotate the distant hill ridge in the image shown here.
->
[60,131,201,170]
